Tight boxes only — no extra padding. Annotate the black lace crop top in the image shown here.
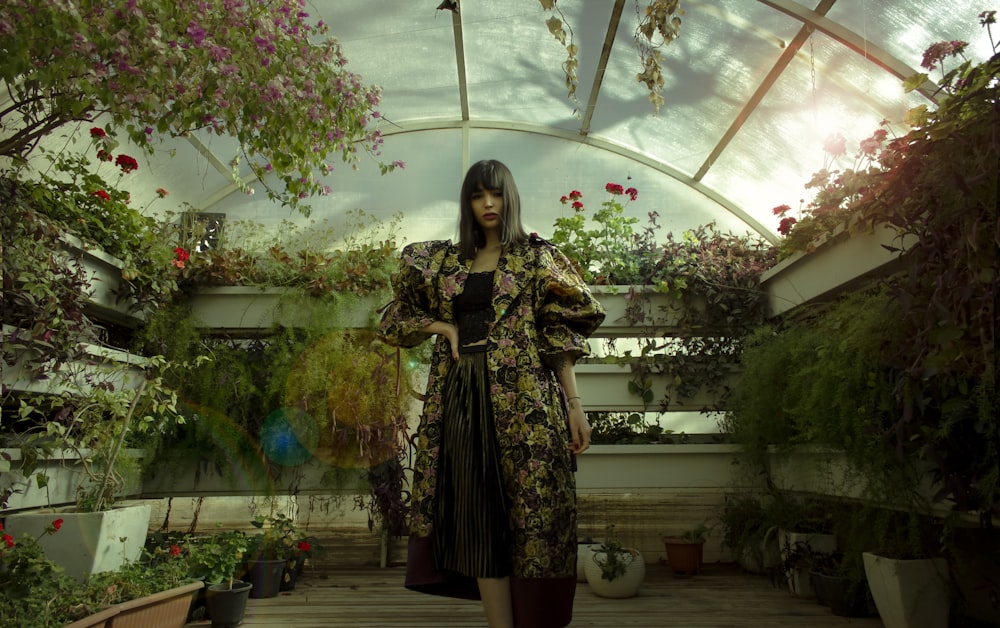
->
[454,271,494,347]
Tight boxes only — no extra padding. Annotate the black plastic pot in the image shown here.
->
[248,559,286,598]
[206,580,253,628]
[814,573,872,617]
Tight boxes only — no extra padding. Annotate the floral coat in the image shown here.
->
[378,236,605,579]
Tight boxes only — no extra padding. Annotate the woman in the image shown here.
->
[378,159,605,628]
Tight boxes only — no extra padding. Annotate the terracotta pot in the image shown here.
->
[662,537,705,576]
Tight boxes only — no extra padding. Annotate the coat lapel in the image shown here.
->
[492,244,523,326]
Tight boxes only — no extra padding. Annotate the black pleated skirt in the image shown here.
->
[433,348,511,578]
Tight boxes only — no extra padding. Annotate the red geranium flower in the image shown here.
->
[3,534,13,548]
[156,188,169,198]
[93,190,111,201]
[174,247,190,262]
[624,186,638,201]
[297,541,312,553]
[96,149,112,162]
[170,544,182,557]
[771,204,791,216]
[90,127,107,138]
[52,518,63,530]
[777,216,797,236]
[571,201,584,210]
[605,182,624,195]
[115,154,139,173]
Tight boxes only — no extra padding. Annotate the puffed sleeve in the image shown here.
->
[377,240,450,348]
[533,236,606,365]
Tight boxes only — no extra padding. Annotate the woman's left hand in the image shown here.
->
[567,402,591,454]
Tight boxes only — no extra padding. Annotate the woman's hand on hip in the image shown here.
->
[421,321,460,360]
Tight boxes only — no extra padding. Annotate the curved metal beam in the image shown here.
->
[756,0,940,101]
[378,118,780,243]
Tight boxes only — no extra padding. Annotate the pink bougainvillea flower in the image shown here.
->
[115,154,139,173]
[93,190,111,201]
[89,127,106,138]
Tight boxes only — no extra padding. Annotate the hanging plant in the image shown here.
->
[0,0,401,213]
[535,0,683,114]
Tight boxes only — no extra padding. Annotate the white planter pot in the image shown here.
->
[59,234,143,326]
[780,530,837,598]
[577,543,599,582]
[737,537,782,574]
[4,503,152,580]
[589,286,688,337]
[575,444,739,492]
[584,547,645,598]
[760,224,917,318]
[574,362,735,412]
[0,448,146,511]
[1,325,147,396]
[863,552,950,628]
[187,286,381,332]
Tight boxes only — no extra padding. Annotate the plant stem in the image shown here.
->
[93,378,146,512]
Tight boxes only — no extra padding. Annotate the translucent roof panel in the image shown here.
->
[321,1,463,123]
[125,0,994,246]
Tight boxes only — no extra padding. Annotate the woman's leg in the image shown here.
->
[478,577,514,628]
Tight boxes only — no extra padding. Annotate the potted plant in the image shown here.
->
[2,354,193,579]
[662,523,708,576]
[717,493,780,575]
[186,529,254,627]
[245,512,306,599]
[807,551,873,618]
[583,524,646,599]
[0,519,203,628]
[552,183,775,415]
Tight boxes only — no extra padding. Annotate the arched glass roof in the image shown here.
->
[115,0,994,248]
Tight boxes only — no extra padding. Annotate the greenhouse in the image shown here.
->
[1,1,997,626]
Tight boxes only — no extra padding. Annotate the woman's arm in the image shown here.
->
[550,352,591,454]
[422,321,459,361]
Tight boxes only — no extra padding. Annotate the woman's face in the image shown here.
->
[470,184,504,232]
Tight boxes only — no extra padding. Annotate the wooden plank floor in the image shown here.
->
[187,562,885,627]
